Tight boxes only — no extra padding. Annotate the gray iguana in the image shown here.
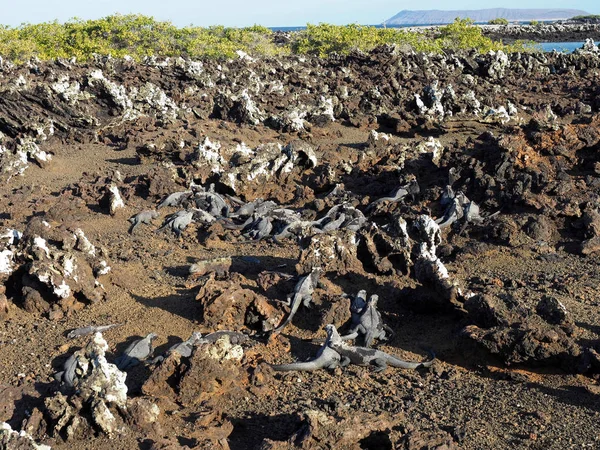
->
[271,325,341,371]
[341,293,393,347]
[326,324,434,372]
[115,333,158,370]
[270,268,322,338]
[129,210,159,233]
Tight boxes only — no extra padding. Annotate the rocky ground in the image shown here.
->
[1,42,600,449]
[482,22,600,44]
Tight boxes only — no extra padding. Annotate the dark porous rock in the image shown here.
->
[536,295,569,325]
[142,352,183,401]
[259,410,395,449]
[194,272,278,330]
[581,236,600,255]
[318,295,352,330]
[124,397,162,434]
[462,320,582,370]
[464,294,516,328]
[524,215,557,243]
[398,428,458,450]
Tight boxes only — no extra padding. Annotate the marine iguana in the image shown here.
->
[67,323,123,339]
[157,190,192,209]
[367,177,420,211]
[54,353,82,387]
[115,333,158,370]
[344,289,367,329]
[341,294,393,347]
[270,268,321,337]
[193,184,230,217]
[128,210,159,233]
[326,324,434,372]
[271,324,341,371]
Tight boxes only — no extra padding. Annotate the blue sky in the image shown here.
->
[2,0,599,27]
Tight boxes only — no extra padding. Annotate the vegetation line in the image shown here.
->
[0,15,531,62]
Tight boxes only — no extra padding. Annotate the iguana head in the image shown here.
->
[368,294,379,307]
[350,290,367,313]
[324,324,342,346]
[310,266,322,282]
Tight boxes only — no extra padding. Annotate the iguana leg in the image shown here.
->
[326,360,339,370]
[340,357,351,367]
[302,295,312,308]
[372,358,388,373]
[364,331,375,348]
[383,324,394,340]
[341,332,359,341]
[128,221,139,234]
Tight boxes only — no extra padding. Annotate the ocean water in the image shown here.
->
[538,42,584,52]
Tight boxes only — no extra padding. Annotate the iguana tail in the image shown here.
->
[271,348,339,372]
[271,295,301,334]
[387,350,435,369]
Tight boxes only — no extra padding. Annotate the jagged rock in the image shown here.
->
[0,422,51,450]
[221,141,316,201]
[259,410,395,449]
[189,257,232,278]
[125,398,161,434]
[296,230,360,275]
[398,428,458,450]
[417,137,444,166]
[464,294,518,328]
[0,219,110,316]
[45,332,130,439]
[536,296,569,326]
[482,50,509,79]
[178,335,245,407]
[463,321,582,369]
[107,184,125,215]
[194,272,275,330]
[142,352,183,400]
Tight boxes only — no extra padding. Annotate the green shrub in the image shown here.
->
[488,18,509,25]
[530,20,540,26]
[0,15,532,63]
[437,18,527,53]
[570,15,600,20]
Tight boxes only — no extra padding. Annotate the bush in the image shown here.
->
[488,18,509,25]
[291,23,440,56]
[530,20,540,26]
[437,18,527,53]
[0,14,288,62]
[570,15,600,20]
[0,15,532,63]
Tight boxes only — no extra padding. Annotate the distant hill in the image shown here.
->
[384,8,589,25]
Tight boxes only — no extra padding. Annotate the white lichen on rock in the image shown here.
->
[193,136,225,173]
[0,249,14,275]
[74,228,96,256]
[417,137,444,166]
[108,184,125,215]
[0,422,51,450]
[203,335,244,361]
[47,332,129,438]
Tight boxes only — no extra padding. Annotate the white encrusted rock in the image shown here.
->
[417,137,444,166]
[0,421,51,449]
[203,335,244,361]
[108,185,125,215]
